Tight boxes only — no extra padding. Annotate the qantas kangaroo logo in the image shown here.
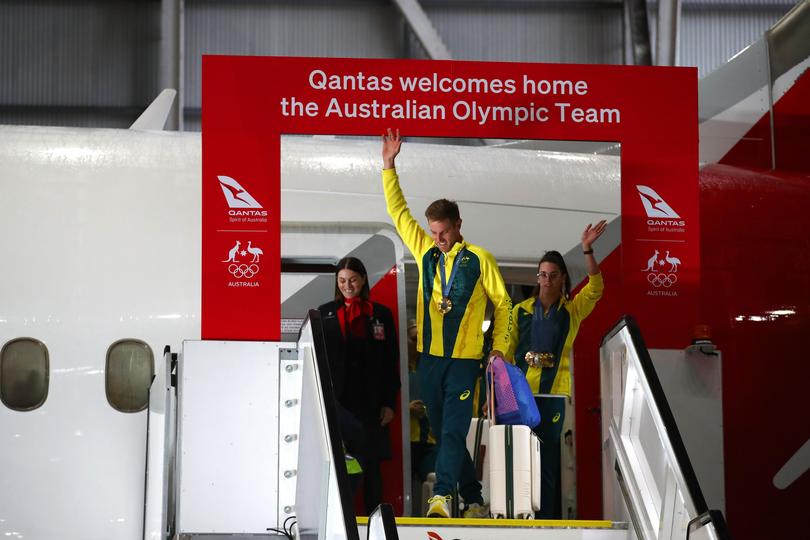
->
[427,532,465,540]
[636,185,680,219]
[218,175,263,209]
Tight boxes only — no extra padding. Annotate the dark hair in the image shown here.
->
[334,257,370,301]
[531,250,571,298]
[424,199,460,223]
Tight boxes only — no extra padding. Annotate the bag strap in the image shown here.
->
[505,424,514,519]
[473,418,483,461]
[473,418,485,481]
[487,359,496,426]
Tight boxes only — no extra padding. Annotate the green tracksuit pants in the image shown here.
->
[532,396,566,519]
[418,352,483,504]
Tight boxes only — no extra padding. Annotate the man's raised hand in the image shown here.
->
[382,128,402,169]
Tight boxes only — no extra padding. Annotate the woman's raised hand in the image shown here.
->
[582,219,607,250]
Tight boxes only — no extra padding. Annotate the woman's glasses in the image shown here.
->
[536,271,561,280]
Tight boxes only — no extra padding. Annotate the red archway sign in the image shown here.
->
[202,56,699,516]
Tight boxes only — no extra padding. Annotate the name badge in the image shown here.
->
[372,322,385,341]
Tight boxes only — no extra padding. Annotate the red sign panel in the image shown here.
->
[202,56,698,348]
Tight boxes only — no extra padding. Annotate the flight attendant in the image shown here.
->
[508,220,606,519]
[318,257,401,515]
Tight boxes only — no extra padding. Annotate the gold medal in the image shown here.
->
[438,296,453,314]
[437,249,464,316]
[525,351,555,368]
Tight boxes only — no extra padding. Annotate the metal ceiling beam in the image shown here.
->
[160,0,184,130]
[625,0,652,65]
[656,0,681,66]
[392,0,453,60]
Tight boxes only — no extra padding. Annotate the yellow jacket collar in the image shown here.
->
[440,239,468,257]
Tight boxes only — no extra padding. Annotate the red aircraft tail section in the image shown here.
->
[708,1,810,174]
[698,3,810,537]
[720,65,810,173]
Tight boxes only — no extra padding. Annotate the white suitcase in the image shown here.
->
[466,417,490,505]
[489,424,541,519]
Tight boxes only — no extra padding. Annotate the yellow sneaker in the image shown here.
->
[462,503,489,519]
[426,495,452,518]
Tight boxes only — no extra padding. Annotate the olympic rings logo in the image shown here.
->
[647,272,677,288]
[228,264,260,279]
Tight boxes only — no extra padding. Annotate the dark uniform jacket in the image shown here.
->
[318,300,401,460]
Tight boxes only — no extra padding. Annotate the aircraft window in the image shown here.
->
[106,339,154,413]
[0,338,49,411]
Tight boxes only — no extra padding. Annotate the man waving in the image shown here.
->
[381,128,512,518]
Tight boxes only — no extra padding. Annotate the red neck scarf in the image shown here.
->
[338,296,373,337]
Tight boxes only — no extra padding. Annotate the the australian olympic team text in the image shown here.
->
[278,70,621,126]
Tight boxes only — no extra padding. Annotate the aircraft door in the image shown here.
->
[280,223,410,516]
[600,317,730,540]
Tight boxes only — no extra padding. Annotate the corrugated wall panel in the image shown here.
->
[0,0,159,108]
[0,106,148,128]
[645,0,794,76]
[414,4,624,63]
[0,0,799,129]
[184,0,405,111]
[680,4,793,77]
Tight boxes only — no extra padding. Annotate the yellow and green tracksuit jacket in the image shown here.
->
[507,273,603,396]
[382,168,512,359]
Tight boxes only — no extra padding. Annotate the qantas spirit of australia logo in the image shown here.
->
[218,175,268,222]
[426,532,470,540]
[636,185,685,232]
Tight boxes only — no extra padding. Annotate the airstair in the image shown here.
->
[143,313,728,540]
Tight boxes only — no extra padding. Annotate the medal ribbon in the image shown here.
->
[439,248,465,300]
[530,299,561,354]
[530,298,568,394]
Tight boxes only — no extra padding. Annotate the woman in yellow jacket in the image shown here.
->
[508,220,606,519]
